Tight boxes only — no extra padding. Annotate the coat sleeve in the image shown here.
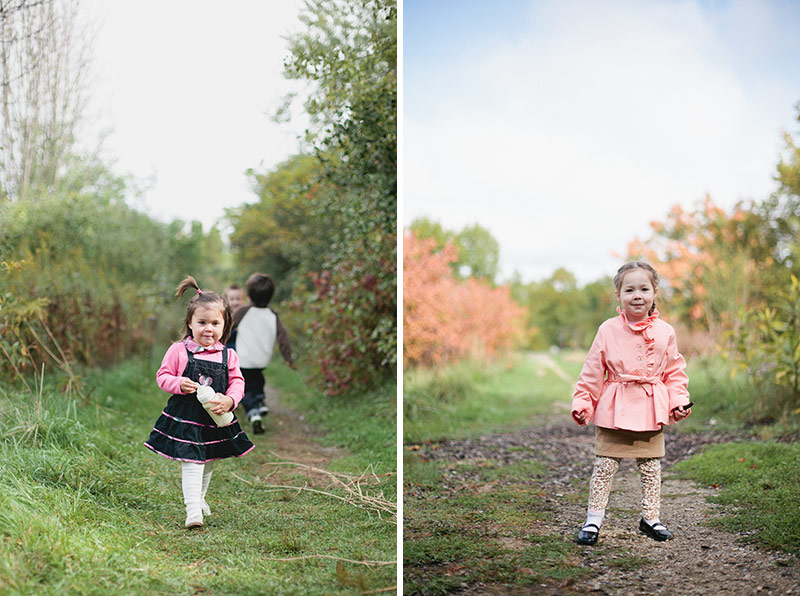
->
[156,342,187,395]
[225,349,245,410]
[662,330,690,418]
[571,326,607,421]
[274,311,294,366]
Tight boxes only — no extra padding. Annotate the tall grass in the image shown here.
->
[405,350,800,442]
[681,356,800,436]
[403,353,574,442]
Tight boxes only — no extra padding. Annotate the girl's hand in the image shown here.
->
[673,404,691,420]
[181,378,199,394]
[572,410,588,426]
[209,393,234,415]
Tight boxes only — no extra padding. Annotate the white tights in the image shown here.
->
[181,461,214,518]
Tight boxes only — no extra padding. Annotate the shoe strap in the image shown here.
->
[581,523,599,532]
[651,523,667,531]
[643,519,667,531]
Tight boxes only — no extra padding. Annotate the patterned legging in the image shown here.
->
[587,456,661,520]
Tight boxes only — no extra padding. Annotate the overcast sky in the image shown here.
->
[85,0,307,233]
[403,0,800,284]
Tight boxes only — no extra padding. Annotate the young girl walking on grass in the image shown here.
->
[145,276,254,529]
[571,262,691,545]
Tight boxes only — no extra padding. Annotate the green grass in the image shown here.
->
[0,356,396,595]
[403,451,590,595]
[675,441,800,556]
[403,353,574,442]
[266,361,396,473]
[403,351,800,592]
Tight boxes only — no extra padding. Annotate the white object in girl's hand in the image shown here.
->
[195,377,233,426]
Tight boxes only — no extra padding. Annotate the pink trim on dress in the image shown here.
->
[143,442,255,464]
[150,427,247,446]
[160,410,236,428]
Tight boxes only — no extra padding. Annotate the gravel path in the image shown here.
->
[412,419,800,595]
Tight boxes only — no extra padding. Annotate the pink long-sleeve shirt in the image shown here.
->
[156,338,245,411]
[571,311,690,432]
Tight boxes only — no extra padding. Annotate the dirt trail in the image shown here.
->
[528,352,575,385]
[413,419,800,595]
[237,384,344,487]
[258,384,343,466]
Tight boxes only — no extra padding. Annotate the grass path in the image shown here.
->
[0,359,396,595]
[404,417,800,595]
[403,352,800,595]
[139,367,397,595]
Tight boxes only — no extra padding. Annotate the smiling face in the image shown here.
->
[188,304,226,347]
[615,268,655,322]
[225,288,244,312]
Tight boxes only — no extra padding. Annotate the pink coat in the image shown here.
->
[156,338,245,410]
[571,311,690,432]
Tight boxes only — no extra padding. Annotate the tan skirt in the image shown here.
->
[594,426,665,458]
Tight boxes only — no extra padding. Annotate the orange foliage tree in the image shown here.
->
[403,230,525,367]
[626,195,776,339]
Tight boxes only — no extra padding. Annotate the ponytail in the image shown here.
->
[175,276,200,298]
[175,276,233,344]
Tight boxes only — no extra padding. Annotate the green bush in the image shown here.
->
[0,192,228,377]
[725,274,800,417]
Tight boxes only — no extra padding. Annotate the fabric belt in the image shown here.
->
[607,373,660,397]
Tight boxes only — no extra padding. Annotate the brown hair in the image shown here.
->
[245,273,275,308]
[613,261,659,315]
[175,276,233,343]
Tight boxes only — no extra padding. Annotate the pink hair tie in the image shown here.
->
[197,288,203,295]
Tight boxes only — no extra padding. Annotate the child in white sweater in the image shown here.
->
[231,273,295,434]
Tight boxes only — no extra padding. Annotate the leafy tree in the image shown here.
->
[403,230,524,367]
[626,196,777,338]
[410,218,500,283]
[720,101,800,418]
[228,154,328,302]
[274,0,397,394]
[512,268,581,349]
[455,224,499,282]
[408,217,450,251]
[759,100,800,279]
[510,270,615,350]
[579,277,616,346]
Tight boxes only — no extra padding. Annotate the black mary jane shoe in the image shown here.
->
[639,518,673,541]
[576,523,599,546]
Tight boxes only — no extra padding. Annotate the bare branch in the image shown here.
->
[260,554,395,567]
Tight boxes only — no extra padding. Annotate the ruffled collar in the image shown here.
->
[617,307,659,338]
[183,337,224,353]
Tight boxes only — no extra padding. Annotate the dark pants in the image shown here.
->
[240,368,266,417]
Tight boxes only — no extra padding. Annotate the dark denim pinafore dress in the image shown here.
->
[145,346,254,463]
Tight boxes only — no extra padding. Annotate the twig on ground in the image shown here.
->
[259,455,397,523]
[360,587,397,595]
[230,472,254,485]
[261,554,396,567]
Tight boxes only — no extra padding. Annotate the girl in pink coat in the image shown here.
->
[571,262,691,545]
